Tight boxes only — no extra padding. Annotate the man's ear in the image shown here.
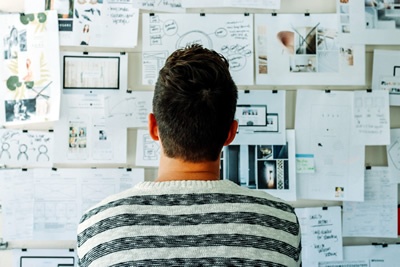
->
[148,113,159,141]
[224,120,238,146]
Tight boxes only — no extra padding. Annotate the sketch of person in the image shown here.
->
[23,58,33,81]
[80,24,90,45]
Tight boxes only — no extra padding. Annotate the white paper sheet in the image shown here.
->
[0,169,34,241]
[254,13,365,85]
[295,90,365,201]
[295,206,343,267]
[223,129,296,201]
[135,128,160,167]
[47,0,139,47]
[142,13,254,85]
[105,91,153,128]
[232,90,286,145]
[338,0,400,45]
[0,11,61,126]
[13,248,76,267]
[0,0,44,13]
[344,244,400,267]
[183,0,281,9]
[54,94,127,164]
[0,168,144,241]
[387,128,400,183]
[371,49,400,106]
[343,167,398,238]
[0,129,54,168]
[352,90,390,145]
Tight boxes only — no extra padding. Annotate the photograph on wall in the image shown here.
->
[142,13,254,85]
[0,11,61,126]
[255,13,365,85]
[338,0,400,44]
[45,0,139,47]
[222,130,296,201]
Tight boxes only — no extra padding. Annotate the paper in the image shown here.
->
[342,167,398,238]
[105,91,153,128]
[344,244,400,267]
[387,128,400,183]
[352,90,390,145]
[295,206,343,267]
[0,129,54,168]
[223,130,296,201]
[371,49,400,106]
[232,90,286,145]
[135,128,160,167]
[0,168,144,241]
[254,13,365,85]
[60,51,128,94]
[0,169,34,241]
[13,248,76,267]
[54,94,127,164]
[142,13,254,85]
[0,11,61,126]
[46,0,139,48]
[338,0,400,45]
[183,0,281,9]
[295,90,365,201]
[0,0,44,13]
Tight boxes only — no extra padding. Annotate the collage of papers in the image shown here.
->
[1,0,400,266]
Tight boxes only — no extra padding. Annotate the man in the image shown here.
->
[77,44,302,267]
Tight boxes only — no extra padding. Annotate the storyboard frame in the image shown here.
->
[61,51,128,94]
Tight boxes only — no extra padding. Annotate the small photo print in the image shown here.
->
[5,99,36,122]
[335,186,344,198]
[99,130,107,140]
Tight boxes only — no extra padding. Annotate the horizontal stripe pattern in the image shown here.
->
[77,181,301,267]
[78,211,299,247]
[79,193,295,223]
[80,234,299,267]
[109,257,286,267]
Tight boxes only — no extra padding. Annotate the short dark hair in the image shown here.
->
[153,44,238,162]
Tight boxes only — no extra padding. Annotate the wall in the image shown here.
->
[1,0,400,265]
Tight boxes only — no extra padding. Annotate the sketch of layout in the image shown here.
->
[142,13,254,85]
[136,129,160,167]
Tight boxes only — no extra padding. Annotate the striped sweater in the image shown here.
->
[77,180,301,267]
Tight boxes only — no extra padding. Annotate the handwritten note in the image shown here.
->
[352,90,390,145]
[295,206,343,267]
[133,0,185,12]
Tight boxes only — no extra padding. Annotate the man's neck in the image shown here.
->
[155,154,221,182]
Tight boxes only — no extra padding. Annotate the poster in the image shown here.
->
[0,11,61,126]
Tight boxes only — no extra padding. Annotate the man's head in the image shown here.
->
[151,44,238,162]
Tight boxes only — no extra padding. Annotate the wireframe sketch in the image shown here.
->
[142,13,254,85]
